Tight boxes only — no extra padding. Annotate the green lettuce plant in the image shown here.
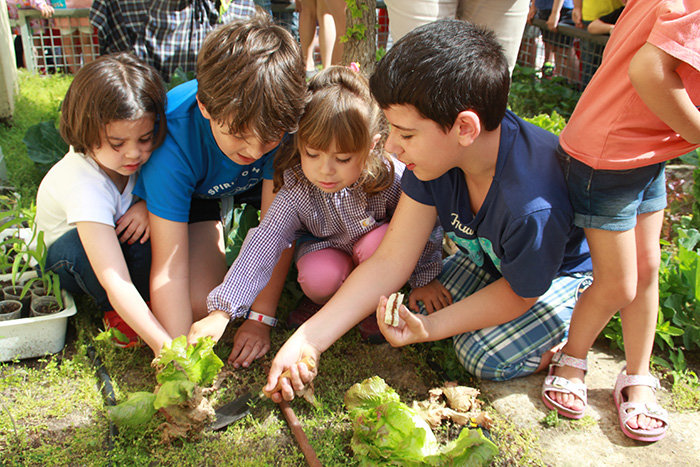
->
[108,336,224,441]
[344,376,498,467]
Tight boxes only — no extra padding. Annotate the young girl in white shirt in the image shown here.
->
[188,65,446,367]
[36,52,170,354]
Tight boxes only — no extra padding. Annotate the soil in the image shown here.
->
[31,301,60,316]
[0,301,21,315]
[480,342,700,466]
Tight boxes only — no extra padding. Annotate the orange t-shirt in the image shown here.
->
[560,0,700,170]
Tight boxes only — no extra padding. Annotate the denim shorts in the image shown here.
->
[557,146,667,231]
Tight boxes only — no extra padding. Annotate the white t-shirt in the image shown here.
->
[36,147,136,247]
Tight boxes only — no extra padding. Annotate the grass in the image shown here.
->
[0,70,72,203]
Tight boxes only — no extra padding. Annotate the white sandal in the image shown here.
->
[613,369,668,442]
[541,351,588,419]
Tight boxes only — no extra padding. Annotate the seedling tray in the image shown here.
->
[0,272,77,362]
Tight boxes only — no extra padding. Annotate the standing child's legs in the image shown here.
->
[618,209,665,432]
[548,150,668,438]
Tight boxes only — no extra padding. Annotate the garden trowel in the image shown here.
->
[209,356,316,431]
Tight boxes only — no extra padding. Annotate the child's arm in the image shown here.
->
[264,194,440,401]
[587,18,615,35]
[547,0,567,32]
[231,179,294,367]
[377,277,537,349]
[148,214,194,338]
[31,0,53,17]
[408,279,453,314]
[188,179,295,367]
[572,0,583,28]
[115,199,149,245]
[77,221,171,355]
[629,42,700,144]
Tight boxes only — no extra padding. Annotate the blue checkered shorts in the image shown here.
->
[419,251,591,381]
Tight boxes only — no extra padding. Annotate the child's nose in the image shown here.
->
[385,131,401,154]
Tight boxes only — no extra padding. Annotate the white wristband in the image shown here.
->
[246,310,278,327]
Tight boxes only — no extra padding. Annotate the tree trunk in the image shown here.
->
[341,0,377,76]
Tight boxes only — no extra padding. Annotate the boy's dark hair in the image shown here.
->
[196,9,306,145]
[273,66,392,195]
[60,52,167,155]
[369,19,509,132]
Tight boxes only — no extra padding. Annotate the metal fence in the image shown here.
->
[12,8,98,74]
[11,8,606,85]
[517,18,609,90]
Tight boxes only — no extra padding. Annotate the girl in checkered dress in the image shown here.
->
[188,65,445,367]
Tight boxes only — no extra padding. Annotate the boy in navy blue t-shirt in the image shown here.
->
[265,19,592,399]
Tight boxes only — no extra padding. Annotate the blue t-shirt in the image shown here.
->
[402,111,591,298]
[134,79,277,222]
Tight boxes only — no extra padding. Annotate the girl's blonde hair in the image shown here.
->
[60,52,167,155]
[273,66,393,194]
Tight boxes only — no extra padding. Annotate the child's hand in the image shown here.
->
[377,295,430,347]
[265,334,320,403]
[38,4,54,18]
[116,200,149,244]
[408,279,452,314]
[546,11,561,31]
[228,320,271,369]
[187,310,230,345]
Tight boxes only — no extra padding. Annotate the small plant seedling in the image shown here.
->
[541,410,561,428]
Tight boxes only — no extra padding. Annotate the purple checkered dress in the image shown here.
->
[208,161,444,318]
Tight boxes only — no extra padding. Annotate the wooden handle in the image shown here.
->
[263,355,316,398]
[279,400,323,467]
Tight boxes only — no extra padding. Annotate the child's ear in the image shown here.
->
[454,110,481,147]
[370,133,382,151]
[196,95,212,121]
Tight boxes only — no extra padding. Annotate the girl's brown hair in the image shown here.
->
[60,52,167,155]
[273,66,392,194]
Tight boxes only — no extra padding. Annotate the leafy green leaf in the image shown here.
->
[155,336,223,386]
[107,392,157,427]
[23,121,68,166]
[154,380,196,410]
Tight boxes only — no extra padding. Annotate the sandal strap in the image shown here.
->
[551,351,588,372]
[544,375,588,402]
[614,372,660,398]
[618,401,668,427]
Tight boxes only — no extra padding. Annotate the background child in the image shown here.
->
[263,19,592,401]
[188,66,445,366]
[133,12,307,343]
[35,52,171,354]
[543,0,699,442]
[528,0,579,79]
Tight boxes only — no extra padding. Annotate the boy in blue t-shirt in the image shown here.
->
[134,12,306,366]
[265,19,592,400]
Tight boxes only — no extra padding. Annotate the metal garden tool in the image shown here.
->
[209,355,316,431]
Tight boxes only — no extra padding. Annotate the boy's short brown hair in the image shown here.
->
[60,52,167,155]
[196,10,306,145]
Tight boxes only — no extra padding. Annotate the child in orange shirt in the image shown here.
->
[543,0,700,442]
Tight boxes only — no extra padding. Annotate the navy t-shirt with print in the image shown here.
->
[402,110,591,298]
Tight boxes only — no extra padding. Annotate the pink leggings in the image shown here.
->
[296,223,389,304]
